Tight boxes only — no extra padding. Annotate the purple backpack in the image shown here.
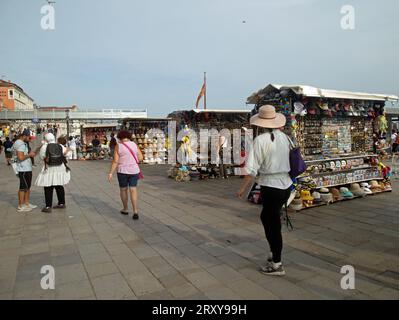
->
[286,136,307,179]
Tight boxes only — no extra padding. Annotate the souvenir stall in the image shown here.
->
[167,109,250,181]
[81,123,118,160]
[121,118,170,164]
[246,84,398,210]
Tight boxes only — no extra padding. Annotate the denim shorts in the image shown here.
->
[117,173,139,188]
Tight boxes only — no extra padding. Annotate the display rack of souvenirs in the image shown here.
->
[122,119,170,164]
[132,132,167,164]
[167,111,248,181]
[246,84,396,211]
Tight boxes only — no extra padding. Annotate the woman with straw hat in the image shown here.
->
[237,105,292,276]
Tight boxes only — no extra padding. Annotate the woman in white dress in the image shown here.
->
[35,133,71,213]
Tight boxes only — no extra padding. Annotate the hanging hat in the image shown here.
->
[250,105,287,128]
[350,183,365,197]
[319,102,329,111]
[294,102,305,115]
[340,187,354,199]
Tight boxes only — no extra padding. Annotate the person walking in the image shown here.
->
[217,133,229,179]
[12,129,38,212]
[108,130,143,220]
[3,137,13,165]
[35,133,71,213]
[92,135,101,159]
[67,136,77,160]
[237,105,292,276]
[109,133,117,158]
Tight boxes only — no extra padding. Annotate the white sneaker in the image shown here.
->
[17,206,32,212]
[260,263,286,276]
[26,203,38,209]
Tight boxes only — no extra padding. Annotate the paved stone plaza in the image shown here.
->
[0,159,398,300]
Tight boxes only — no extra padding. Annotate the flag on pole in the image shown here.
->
[195,75,206,109]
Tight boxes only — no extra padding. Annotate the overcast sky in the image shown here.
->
[0,0,398,116]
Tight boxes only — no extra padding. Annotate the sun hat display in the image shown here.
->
[360,182,371,188]
[319,187,329,194]
[363,187,373,195]
[312,192,322,204]
[320,191,334,204]
[290,198,303,211]
[250,105,287,128]
[340,187,354,199]
[370,180,382,191]
[350,183,365,197]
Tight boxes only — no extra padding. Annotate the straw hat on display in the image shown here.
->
[350,183,366,197]
[312,192,323,204]
[331,188,343,201]
[340,187,354,199]
[370,180,382,191]
[319,188,333,204]
[250,105,286,128]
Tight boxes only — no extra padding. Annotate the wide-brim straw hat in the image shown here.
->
[250,105,286,128]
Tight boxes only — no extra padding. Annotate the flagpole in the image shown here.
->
[204,72,207,110]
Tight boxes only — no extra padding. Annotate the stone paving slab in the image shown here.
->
[0,159,398,299]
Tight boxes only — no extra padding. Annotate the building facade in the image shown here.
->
[0,80,34,111]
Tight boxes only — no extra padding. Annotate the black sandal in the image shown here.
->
[120,210,129,215]
[132,213,139,220]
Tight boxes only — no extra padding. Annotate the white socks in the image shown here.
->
[272,262,282,268]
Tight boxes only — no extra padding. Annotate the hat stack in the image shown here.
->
[370,180,382,192]
[319,187,333,204]
[350,183,366,197]
[290,192,303,211]
[312,192,323,204]
[360,182,373,194]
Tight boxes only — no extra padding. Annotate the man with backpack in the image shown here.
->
[35,133,71,213]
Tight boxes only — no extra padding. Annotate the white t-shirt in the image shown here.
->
[245,130,292,190]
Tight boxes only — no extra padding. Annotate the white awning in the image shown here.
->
[247,84,399,104]
[82,123,118,129]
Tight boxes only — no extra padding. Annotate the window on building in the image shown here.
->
[8,89,14,99]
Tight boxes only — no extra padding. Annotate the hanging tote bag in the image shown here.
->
[286,135,307,179]
[120,142,144,180]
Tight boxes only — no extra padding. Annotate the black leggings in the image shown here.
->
[44,186,65,208]
[260,186,291,263]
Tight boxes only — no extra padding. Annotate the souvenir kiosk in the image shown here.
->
[246,84,398,210]
[167,109,251,181]
[120,117,170,164]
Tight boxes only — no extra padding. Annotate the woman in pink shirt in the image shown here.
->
[108,130,143,219]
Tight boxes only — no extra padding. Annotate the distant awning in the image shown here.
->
[247,84,399,104]
[82,123,118,129]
